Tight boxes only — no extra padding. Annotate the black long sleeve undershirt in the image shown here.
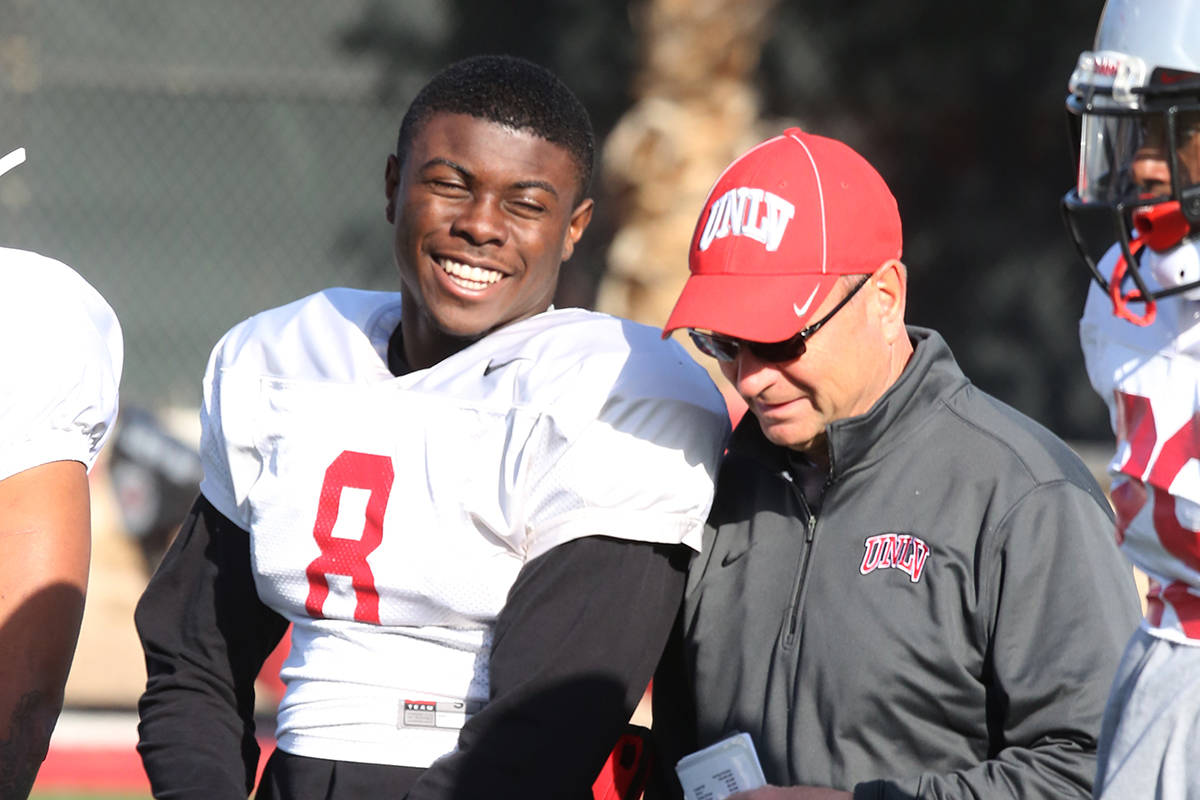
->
[406,524,689,800]
[136,495,289,800]
[644,618,696,800]
[136,493,689,800]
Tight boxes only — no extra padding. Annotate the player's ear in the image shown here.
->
[559,197,594,263]
[384,154,401,224]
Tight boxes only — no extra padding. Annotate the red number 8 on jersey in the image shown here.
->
[305,450,394,624]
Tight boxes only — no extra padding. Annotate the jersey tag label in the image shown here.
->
[400,698,482,730]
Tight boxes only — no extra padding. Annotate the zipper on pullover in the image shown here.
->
[781,479,818,649]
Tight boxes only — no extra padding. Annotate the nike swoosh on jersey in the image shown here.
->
[793,285,820,318]
[483,357,527,376]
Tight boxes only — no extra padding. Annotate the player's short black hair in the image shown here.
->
[396,54,595,202]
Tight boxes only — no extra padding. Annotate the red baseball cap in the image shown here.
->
[663,128,902,342]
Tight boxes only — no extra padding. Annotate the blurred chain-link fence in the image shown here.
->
[2,0,1117,445]
[0,1,450,414]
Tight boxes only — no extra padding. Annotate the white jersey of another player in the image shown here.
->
[1080,243,1200,644]
[0,246,124,480]
[199,287,729,767]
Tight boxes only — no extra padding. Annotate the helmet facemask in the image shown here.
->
[1062,49,1200,325]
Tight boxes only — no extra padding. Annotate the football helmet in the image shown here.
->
[1062,0,1200,325]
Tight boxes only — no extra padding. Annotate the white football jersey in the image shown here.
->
[1080,243,1200,644]
[199,288,729,767]
[0,246,123,481]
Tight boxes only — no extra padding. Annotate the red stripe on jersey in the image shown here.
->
[1148,580,1200,639]
[1115,391,1156,479]
[1147,411,1200,572]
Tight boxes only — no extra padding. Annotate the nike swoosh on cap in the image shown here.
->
[793,285,820,318]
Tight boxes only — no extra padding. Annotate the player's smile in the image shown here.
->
[436,256,503,291]
[386,112,593,370]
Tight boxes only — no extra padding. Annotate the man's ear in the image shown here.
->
[873,258,908,343]
[384,154,401,224]
[559,198,594,263]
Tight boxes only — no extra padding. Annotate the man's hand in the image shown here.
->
[730,787,853,800]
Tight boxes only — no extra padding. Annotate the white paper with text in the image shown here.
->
[674,731,766,800]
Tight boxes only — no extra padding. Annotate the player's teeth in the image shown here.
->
[440,259,501,286]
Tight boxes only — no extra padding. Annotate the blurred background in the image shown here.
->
[0,0,1116,796]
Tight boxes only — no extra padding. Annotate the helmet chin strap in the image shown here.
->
[1108,237,1157,326]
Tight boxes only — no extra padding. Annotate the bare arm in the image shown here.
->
[0,460,91,800]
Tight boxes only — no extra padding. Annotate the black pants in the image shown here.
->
[256,748,426,799]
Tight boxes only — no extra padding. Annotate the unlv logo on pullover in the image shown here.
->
[859,533,931,583]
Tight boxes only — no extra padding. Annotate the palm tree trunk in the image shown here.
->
[597,0,779,335]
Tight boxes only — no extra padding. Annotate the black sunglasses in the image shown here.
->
[688,275,871,363]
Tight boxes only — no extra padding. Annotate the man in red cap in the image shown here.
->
[648,129,1142,799]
